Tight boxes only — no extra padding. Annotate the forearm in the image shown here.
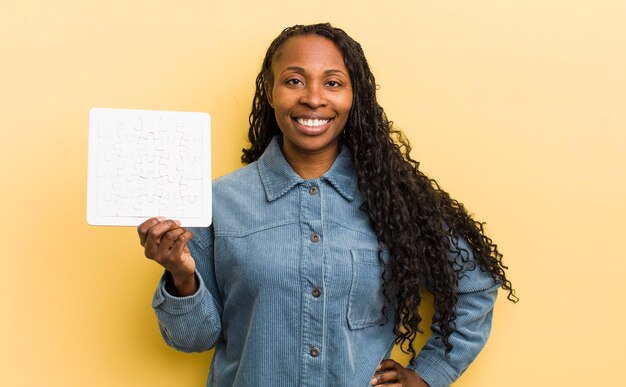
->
[409,283,499,387]
[153,270,222,352]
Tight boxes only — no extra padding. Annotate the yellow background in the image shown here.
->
[2,1,625,386]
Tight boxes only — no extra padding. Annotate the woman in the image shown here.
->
[138,23,516,387]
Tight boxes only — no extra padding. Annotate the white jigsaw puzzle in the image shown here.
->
[87,107,212,226]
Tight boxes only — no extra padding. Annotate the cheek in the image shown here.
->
[341,102,353,119]
[272,91,294,113]
[342,91,354,112]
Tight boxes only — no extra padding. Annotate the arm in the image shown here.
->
[408,237,499,387]
[408,283,498,386]
[138,218,223,353]
[373,280,497,387]
[373,236,498,387]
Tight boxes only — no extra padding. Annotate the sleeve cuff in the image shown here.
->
[410,355,456,387]
[152,270,207,315]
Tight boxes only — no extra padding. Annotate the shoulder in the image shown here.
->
[211,162,269,227]
[447,235,498,293]
[212,162,261,198]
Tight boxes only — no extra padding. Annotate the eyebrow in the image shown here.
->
[280,66,348,76]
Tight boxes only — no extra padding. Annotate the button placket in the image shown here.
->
[299,180,325,382]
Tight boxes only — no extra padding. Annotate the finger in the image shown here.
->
[157,227,187,255]
[157,230,194,271]
[144,219,181,259]
[169,229,193,259]
[371,370,399,385]
[137,216,165,246]
[145,219,181,247]
[377,359,401,371]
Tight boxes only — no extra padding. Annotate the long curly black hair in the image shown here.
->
[242,23,517,364]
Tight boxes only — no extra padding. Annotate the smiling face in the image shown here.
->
[266,34,353,165]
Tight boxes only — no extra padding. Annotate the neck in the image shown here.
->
[281,144,339,179]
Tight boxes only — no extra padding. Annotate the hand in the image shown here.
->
[371,359,429,387]
[137,216,197,296]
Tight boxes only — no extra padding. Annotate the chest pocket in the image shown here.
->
[347,249,391,330]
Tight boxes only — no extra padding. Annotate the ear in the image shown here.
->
[265,81,274,108]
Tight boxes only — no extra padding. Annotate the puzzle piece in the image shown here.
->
[179,155,203,180]
[138,176,165,198]
[134,154,162,179]
[161,190,185,217]
[96,172,123,200]
[97,193,122,216]
[97,116,121,139]
[177,120,203,143]
[115,134,141,157]
[134,194,163,216]
[179,139,203,160]
[115,195,141,217]
[159,119,185,146]
[96,152,123,177]
[138,131,165,158]
[115,174,142,200]
[182,195,203,218]
[159,157,185,183]
[180,176,202,197]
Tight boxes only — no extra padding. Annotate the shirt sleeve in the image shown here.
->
[151,226,223,353]
[408,237,500,387]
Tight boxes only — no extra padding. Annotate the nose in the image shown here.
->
[299,84,326,108]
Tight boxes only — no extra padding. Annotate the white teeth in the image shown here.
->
[297,118,329,127]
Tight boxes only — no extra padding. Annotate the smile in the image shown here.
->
[295,117,331,128]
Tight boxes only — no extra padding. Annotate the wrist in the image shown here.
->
[167,271,198,296]
[408,369,430,387]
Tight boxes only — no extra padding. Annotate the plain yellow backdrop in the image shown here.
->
[1,1,625,386]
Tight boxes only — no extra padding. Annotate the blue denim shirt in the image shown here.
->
[152,137,499,387]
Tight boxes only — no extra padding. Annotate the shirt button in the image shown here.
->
[308,186,319,195]
[310,346,320,357]
[311,288,321,298]
[310,233,320,243]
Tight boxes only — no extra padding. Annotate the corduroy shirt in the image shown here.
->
[152,136,499,387]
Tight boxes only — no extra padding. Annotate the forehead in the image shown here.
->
[271,34,347,71]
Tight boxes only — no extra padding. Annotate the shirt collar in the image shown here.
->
[257,136,358,202]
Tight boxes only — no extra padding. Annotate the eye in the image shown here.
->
[326,80,341,88]
[286,78,303,86]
